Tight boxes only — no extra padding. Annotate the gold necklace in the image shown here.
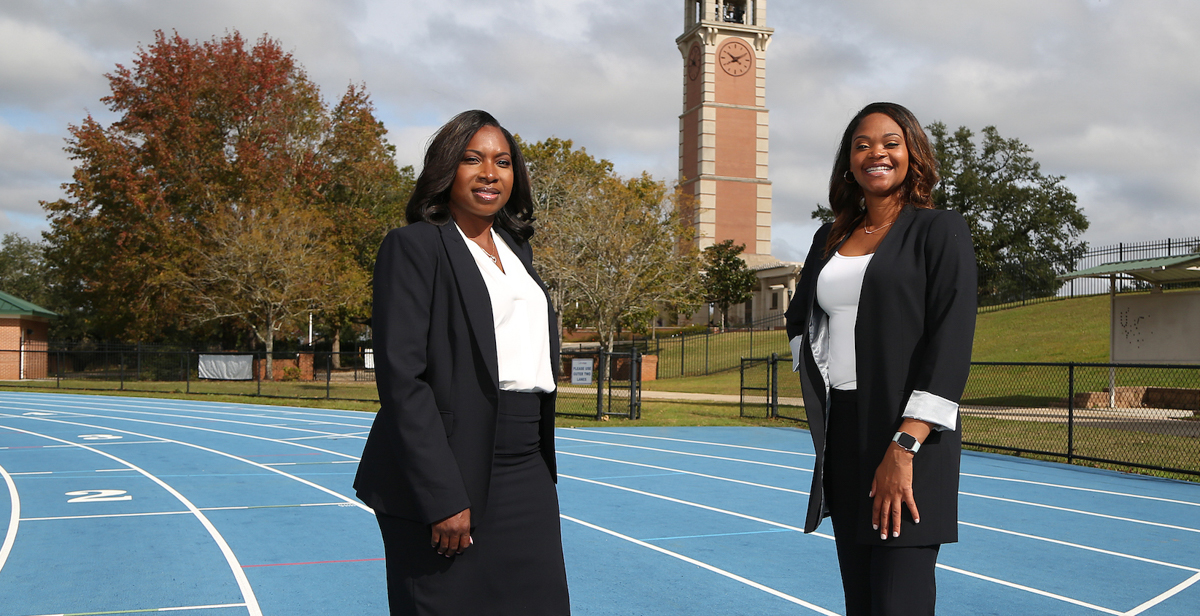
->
[863,220,894,234]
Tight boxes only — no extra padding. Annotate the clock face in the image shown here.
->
[718,39,753,77]
[687,44,702,81]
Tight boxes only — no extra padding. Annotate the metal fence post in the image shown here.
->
[595,349,605,420]
[705,329,710,375]
[186,351,191,394]
[770,352,779,418]
[326,352,332,399]
[680,334,685,377]
[119,352,125,391]
[56,348,62,388]
[1067,363,1075,465]
[629,348,639,420]
[256,352,262,396]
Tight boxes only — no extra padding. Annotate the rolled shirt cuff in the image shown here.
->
[902,390,959,432]
[790,336,803,372]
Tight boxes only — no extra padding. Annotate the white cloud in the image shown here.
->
[1,0,1198,254]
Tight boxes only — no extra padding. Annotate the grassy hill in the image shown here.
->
[973,295,1108,362]
[644,294,1113,395]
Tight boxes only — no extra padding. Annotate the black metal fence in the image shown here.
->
[1,345,642,420]
[979,236,1200,313]
[651,314,789,378]
[741,357,1200,478]
[556,348,642,420]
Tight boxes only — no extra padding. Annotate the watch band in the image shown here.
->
[893,431,920,454]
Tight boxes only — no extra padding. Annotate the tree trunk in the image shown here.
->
[332,325,342,369]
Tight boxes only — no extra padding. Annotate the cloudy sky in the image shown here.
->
[2,0,1197,262]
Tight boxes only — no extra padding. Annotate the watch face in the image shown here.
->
[718,39,753,77]
[687,44,702,81]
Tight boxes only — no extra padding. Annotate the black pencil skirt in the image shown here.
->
[376,390,570,615]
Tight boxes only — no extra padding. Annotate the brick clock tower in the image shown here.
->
[676,1,800,325]
[676,0,773,256]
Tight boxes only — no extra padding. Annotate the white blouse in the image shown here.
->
[455,223,556,393]
[816,251,874,390]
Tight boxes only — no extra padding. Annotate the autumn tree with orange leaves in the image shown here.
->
[43,31,407,372]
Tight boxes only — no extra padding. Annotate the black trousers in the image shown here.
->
[827,388,940,616]
[376,391,570,615]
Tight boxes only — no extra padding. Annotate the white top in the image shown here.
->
[455,223,556,393]
[816,251,874,390]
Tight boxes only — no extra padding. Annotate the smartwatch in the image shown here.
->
[892,431,921,454]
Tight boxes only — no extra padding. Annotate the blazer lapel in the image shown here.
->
[438,222,500,392]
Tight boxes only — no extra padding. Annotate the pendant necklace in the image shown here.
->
[863,220,894,235]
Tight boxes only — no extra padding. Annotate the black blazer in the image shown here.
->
[354,221,560,526]
[784,206,976,546]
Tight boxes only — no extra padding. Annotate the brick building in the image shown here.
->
[0,290,57,380]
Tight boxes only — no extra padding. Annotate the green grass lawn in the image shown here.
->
[972,294,1109,362]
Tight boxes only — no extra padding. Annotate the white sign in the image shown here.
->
[571,359,594,385]
[1111,290,1200,364]
[364,349,375,370]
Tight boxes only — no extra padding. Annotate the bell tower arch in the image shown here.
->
[677,0,773,255]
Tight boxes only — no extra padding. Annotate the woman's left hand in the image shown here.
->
[870,419,932,540]
[870,444,918,540]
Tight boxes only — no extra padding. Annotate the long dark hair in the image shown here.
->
[823,102,938,256]
[405,110,535,241]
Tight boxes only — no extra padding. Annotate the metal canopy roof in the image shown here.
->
[0,289,58,319]
[1058,254,1200,285]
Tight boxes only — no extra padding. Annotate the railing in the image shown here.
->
[651,314,788,378]
[0,346,642,420]
[741,357,1200,479]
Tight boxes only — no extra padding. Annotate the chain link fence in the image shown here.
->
[1,345,642,420]
[742,357,1200,478]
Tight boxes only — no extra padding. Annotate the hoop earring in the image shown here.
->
[843,170,856,184]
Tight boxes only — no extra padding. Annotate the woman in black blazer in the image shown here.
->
[355,110,570,615]
[784,102,976,615]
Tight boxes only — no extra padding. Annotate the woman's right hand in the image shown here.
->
[431,508,471,557]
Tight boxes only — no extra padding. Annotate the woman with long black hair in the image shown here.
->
[355,110,570,615]
[785,102,976,615]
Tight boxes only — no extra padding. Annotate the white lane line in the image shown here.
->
[1,414,371,515]
[0,406,362,463]
[962,491,1200,534]
[26,601,248,615]
[557,436,812,472]
[962,472,1200,508]
[559,451,809,495]
[4,426,263,616]
[0,462,20,576]
[958,521,1200,573]
[1,390,356,415]
[23,511,191,522]
[937,564,1122,615]
[560,514,840,616]
[10,471,52,476]
[6,394,374,425]
[564,428,815,457]
[9,400,367,441]
[1124,570,1200,615]
[564,474,1149,614]
[566,454,1198,575]
[560,473,820,537]
[24,499,355,518]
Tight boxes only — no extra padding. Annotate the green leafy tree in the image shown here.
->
[319,85,414,365]
[41,31,399,353]
[0,233,50,308]
[929,122,1088,305]
[701,239,757,330]
[520,136,615,337]
[811,123,1088,305]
